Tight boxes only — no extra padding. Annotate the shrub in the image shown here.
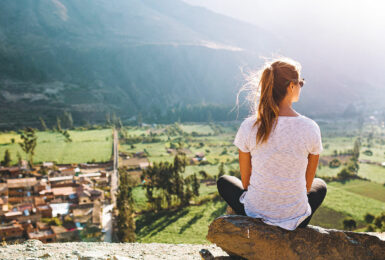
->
[365,224,376,232]
[373,212,385,229]
[364,213,375,224]
[342,217,356,230]
[329,159,341,168]
[337,168,352,180]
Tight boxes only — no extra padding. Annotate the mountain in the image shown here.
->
[0,0,375,130]
[0,0,282,129]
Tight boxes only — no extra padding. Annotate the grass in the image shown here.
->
[180,124,215,135]
[2,119,384,242]
[124,120,385,241]
[328,179,385,203]
[357,163,385,184]
[135,197,226,244]
[132,183,218,212]
[308,205,352,230]
[316,165,342,178]
[360,145,385,163]
[322,136,358,156]
[0,129,113,164]
[322,182,385,221]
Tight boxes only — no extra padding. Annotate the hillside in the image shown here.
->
[0,0,277,129]
[1,0,382,131]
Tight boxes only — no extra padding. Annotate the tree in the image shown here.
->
[116,170,136,242]
[342,217,356,230]
[192,173,200,197]
[218,162,225,178]
[337,168,352,180]
[16,151,22,165]
[198,170,208,179]
[56,116,62,132]
[373,212,385,229]
[365,224,376,232]
[39,117,48,131]
[62,130,72,142]
[329,159,341,168]
[142,154,194,209]
[346,159,359,174]
[364,213,375,224]
[19,127,37,167]
[117,201,136,242]
[62,111,74,129]
[1,149,12,167]
[353,137,361,160]
[105,112,112,126]
[182,185,193,206]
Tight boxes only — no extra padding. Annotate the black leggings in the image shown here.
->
[216,175,327,228]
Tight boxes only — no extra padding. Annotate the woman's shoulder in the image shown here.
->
[295,115,322,138]
[240,114,259,129]
[299,115,321,129]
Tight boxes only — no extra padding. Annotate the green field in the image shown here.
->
[0,129,113,164]
[357,163,385,184]
[180,123,215,135]
[1,118,384,243]
[323,181,385,221]
[123,118,385,242]
[328,179,385,202]
[135,197,226,244]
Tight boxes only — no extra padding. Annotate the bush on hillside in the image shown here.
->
[342,217,356,230]
[329,158,341,168]
[364,213,375,224]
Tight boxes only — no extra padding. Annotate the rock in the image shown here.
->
[23,239,43,247]
[40,252,53,258]
[225,205,236,215]
[199,249,214,260]
[206,215,385,260]
[112,256,135,260]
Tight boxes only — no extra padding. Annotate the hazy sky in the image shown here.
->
[182,0,384,42]
[182,0,385,85]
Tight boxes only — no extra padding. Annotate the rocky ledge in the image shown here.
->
[207,215,385,260]
[0,239,231,260]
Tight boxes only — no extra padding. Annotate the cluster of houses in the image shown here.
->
[165,148,207,165]
[0,161,110,244]
[0,148,206,243]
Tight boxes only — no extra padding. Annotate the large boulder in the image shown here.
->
[206,215,385,260]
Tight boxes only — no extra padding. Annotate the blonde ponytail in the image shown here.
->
[234,56,302,146]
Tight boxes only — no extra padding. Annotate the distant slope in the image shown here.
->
[1,0,372,130]
[0,0,280,129]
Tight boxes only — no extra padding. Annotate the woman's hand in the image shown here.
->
[238,149,252,190]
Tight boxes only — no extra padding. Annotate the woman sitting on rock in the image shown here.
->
[217,56,327,230]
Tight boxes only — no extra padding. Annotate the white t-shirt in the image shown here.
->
[233,113,323,230]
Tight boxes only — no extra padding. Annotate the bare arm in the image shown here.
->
[305,153,320,193]
[238,149,252,190]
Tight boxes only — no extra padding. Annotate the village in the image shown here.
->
[0,149,152,244]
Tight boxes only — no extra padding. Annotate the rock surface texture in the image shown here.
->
[0,239,231,260]
[206,215,385,260]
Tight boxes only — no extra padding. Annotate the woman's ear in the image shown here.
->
[288,82,294,91]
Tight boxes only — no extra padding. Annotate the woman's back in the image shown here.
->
[233,113,323,230]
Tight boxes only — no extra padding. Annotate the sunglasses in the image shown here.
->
[286,78,305,88]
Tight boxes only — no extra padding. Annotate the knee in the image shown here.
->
[314,178,327,197]
[216,175,231,192]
